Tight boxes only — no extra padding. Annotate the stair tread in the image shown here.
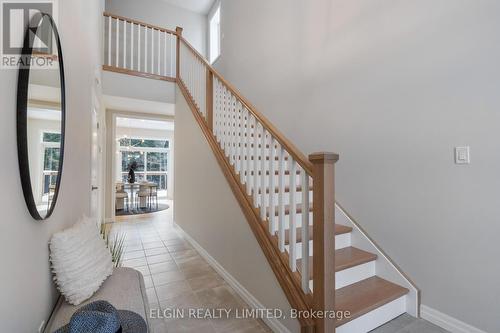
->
[297,247,377,280]
[283,224,352,245]
[335,276,409,327]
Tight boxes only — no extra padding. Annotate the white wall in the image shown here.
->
[0,0,104,331]
[174,88,300,333]
[106,0,207,56]
[213,1,500,332]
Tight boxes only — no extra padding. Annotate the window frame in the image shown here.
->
[119,137,170,191]
[41,130,61,197]
[208,2,221,64]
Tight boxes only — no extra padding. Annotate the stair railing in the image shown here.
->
[176,29,338,333]
[103,12,177,81]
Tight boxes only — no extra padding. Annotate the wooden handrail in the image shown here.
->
[178,36,314,176]
[103,12,176,35]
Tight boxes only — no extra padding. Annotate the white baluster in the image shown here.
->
[107,16,111,66]
[131,23,134,70]
[123,19,126,68]
[138,24,141,72]
[115,18,119,67]
[144,26,148,73]
[151,28,154,75]
[171,34,175,77]
[278,146,285,252]
[269,138,276,234]
[245,112,252,195]
[301,169,310,292]
[289,160,297,272]
[236,102,242,176]
[157,29,161,75]
[260,130,267,221]
[223,86,229,156]
[164,32,167,76]
[253,122,260,207]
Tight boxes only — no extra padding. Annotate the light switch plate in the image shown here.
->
[455,146,470,164]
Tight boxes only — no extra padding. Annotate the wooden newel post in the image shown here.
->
[206,69,214,132]
[175,26,183,80]
[309,152,339,333]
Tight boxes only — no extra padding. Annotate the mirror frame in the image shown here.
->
[17,13,65,221]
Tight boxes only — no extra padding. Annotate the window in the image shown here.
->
[119,137,170,190]
[209,3,221,63]
[42,132,61,195]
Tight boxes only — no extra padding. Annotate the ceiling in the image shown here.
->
[116,117,174,131]
[159,0,215,15]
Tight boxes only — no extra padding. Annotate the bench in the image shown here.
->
[44,268,151,332]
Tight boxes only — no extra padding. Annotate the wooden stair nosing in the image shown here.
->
[297,247,377,280]
[334,276,409,327]
[283,224,352,245]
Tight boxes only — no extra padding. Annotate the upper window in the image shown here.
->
[209,3,221,64]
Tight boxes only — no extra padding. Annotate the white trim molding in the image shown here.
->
[421,305,487,333]
[174,222,291,333]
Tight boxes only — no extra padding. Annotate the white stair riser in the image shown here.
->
[284,233,351,260]
[336,296,407,333]
[336,261,375,289]
[307,261,376,291]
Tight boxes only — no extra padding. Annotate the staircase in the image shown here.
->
[103,13,419,333]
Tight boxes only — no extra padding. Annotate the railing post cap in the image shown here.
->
[309,152,339,163]
[176,26,183,35]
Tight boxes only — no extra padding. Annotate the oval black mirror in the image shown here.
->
[17,13,65,220]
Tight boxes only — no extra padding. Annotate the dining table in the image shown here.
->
[122,181,158,211]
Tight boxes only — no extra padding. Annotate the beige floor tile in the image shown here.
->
[211,318,268,333]
[123,243,143,252]
[159,292,202,312]
[196,285,247,311]
[133,265,151,277]
[149,261,179,275]
[122,257,148,268]
[163,238,188,246]
[181,263,217,280]
[122,250,145,260]
[152,270,186,287]
[146,247,169,256]
[150,318,168,333]
[167,243,193,253]
[187,273,226,292]
[155,281,192,301]
[171,249,199,261]
[146,287,158,304]
[142,241,166,250]
[166,319,215,333]
[143,275,154,289]
[146,253,174,265]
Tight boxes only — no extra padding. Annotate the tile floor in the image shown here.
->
[110,200,272,333]
[370,314,449,333]
[110,200,448,333]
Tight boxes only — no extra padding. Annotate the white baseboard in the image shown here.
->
[421,305,487,333]
[174,222,291,333]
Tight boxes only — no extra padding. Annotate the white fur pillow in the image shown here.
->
[49,216,113,305]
